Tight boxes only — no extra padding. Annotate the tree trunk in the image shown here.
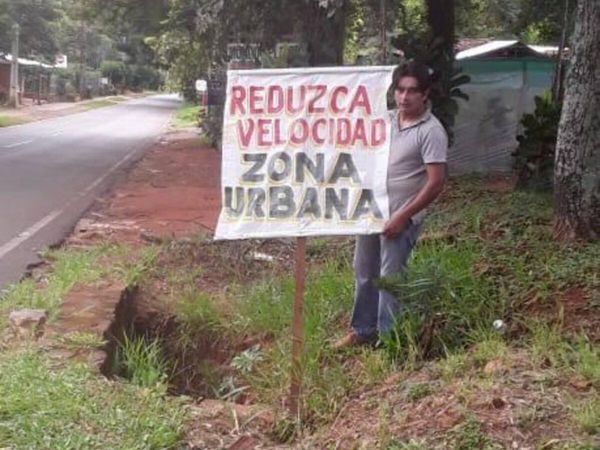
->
[425,0,455,50]
[553,0,600,240]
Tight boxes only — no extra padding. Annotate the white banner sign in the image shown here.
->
[215,66,393,240]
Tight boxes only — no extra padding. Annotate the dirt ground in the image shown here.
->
[0,93,148,123]
[69,128,221,246]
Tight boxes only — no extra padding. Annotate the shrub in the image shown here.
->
[513,91,561,190]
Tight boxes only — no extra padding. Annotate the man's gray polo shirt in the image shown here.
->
[387,109,448,224]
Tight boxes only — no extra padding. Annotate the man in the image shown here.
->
[334,61,448,349]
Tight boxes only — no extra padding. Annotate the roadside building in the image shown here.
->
[450,40,558,173]
[0,52,54,105]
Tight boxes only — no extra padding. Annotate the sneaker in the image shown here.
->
[332,331,377,350]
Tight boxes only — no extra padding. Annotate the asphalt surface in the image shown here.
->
[0,94,181,291]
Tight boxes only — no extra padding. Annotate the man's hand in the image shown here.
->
[383,212,410,238]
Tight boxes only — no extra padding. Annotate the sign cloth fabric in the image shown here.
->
[215,66,394,240]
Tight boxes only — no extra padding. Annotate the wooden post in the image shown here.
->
[8,24,20,108]
[289,236,306,418]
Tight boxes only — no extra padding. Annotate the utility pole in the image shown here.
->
[380,0,387,64]
[8,23,20,108]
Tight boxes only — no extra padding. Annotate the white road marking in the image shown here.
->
[0,145,138,259]
[0,209,62,259]
[3,139,34,148]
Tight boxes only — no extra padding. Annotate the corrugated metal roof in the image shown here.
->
[529,45,560,56]
[456,40,519,60]
[0,53,54,68]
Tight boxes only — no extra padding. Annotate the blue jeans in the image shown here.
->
[351,220,422,337]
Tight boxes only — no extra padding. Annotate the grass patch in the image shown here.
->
[81,99,117,110]
[377,240,501,363]
[56,331,107,350]
[230,259,358,422]
[114,335,169,388]
[470,333,509,367]
[174,103,200,128]
[386,440,428,450]
[0,115,31,127]
[0,243,156,331]
[406,382,433,401]
[437,351,469,382]
[528,321,570,367]
[571,337,600,387]
[448,416,501,449]
[570,397,600,435]
[0,349,186,449]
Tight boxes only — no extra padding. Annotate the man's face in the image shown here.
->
[394,76,428,117]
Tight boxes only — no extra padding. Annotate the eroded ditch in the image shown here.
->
[99,237,302,399]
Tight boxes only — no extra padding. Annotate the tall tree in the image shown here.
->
[553,0,600,240]
[0,0,59,60]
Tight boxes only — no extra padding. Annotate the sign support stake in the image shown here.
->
[289,236,306,419]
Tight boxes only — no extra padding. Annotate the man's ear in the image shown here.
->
[423,88,430,102]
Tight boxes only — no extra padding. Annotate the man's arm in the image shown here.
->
[382,163,446,238]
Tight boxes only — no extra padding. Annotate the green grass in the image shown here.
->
[570,337,600,388]
[377,239,501,363]
[406,382,433,401]
[81,99,118,110]
[385,439,429,450]
[114,335,169,388]
[0,115,31,127]
[56,331,107,350]
[448,416,501,449]
[0,349,186,449]
[174,103,200,128]
[2,176,596,447]
[570,397,600,435]
[229,259,358,422]
[0,243,156,331]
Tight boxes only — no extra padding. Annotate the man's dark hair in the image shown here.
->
[393,61,432,93]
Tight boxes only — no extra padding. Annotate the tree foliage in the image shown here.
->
[0,0,60,60]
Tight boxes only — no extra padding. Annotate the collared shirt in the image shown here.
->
[387,108,448,223]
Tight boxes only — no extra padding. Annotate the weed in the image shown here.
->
[272,416,300,444]
[449,416,501,450]
[528,321,570,368]
[57,331,107,349]
[377,400,393,448]
[121,245,159,285]
[437,351,469,382]
[515,404,552,429]
[470,333,509,368]
[356,347,393,384]
[234,260,356,422]
[231,345,264,374]
[174,103,200,128]
[115,335,168,388]
[570,397,600,435]
[176,290,222,334]
[407,382,433,401]
[216,375,249,401]
[385,439,429,450]
[377,240,500,363]
[570,337,600,387]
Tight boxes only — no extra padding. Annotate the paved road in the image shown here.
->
[0,94,181,291]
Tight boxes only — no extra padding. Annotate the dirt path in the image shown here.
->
[46,127,222,372]
[0,93,149,123]
[70,128,221,246]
